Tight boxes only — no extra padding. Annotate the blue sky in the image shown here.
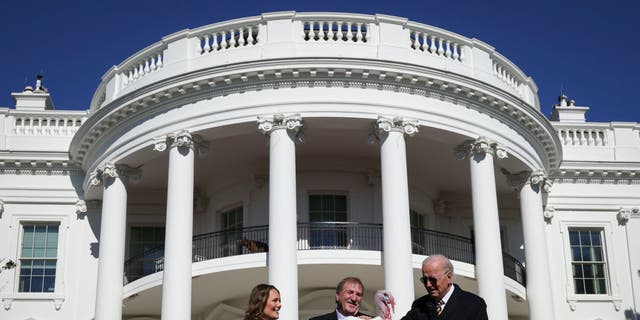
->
[1,0,638,123]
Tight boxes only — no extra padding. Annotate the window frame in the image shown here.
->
[18,223,60,293]
[4,212,67,305]
[560,220,622,305]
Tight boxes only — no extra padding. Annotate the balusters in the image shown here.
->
[356,22,363,42]
[238,28,245,46]
[452,43,459,60]
[346,22,353,41]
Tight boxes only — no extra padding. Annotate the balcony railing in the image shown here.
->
[91,12,538,110]
[123,222,525,286]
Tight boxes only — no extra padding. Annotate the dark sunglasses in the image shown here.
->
[420,276,439,284]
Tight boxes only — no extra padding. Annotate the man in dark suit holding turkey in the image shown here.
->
[402,255,488,320]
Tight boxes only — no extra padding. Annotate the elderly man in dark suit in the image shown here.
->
[402,255,488,320]
[310,276,371,320]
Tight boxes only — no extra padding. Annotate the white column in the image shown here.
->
[512,171,555,320]
[258,114,302,320]
[160,131,195,320]
[93,163,133,320]
[458,137,508,320]
[377,117,418,317]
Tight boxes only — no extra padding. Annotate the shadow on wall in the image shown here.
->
[625,309,640,320]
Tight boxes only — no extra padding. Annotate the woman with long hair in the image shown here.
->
[245,284,281,320]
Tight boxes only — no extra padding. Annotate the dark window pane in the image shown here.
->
[31,277,43,292]
[583,265,594,278]
[572,247,582,261]
[575,279,585,294]
[596,279,607,294]
[43,277,56,292]
[130,227,142,241]
[573,264,584,278]
[594,264,605,278]
[580,231,591,246]
[19,277,31,292]
[592,247,603,261]
[584,280,594,294]
[591,232,601,245]
[309,196,321,211]
[569,231,580,245]
[582,247,592,261]
[335,196,347,211]
[322,195,334,211]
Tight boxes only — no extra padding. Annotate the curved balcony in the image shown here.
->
[90,11,538,111]
[124,222,525,286]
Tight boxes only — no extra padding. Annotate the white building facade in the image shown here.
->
[0,11,638,320]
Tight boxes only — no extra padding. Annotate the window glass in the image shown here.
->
[309,194,347,248]
[19,224,59,293]
[127,226,165,280]
[569,228,608,294]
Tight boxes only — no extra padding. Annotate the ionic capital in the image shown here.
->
[152,130,208,156]
[455,137,508,160]
[257,114,303,134]
[89,162,142,187]
[376,116,419,136]
[505,170,552,192]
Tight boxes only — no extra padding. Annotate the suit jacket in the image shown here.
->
[309,310,369,320]
[401,284,488,320]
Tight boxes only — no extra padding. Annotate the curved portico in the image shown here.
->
[71,11,561,320]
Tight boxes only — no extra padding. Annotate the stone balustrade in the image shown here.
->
[13,115,84,136]
[90,11,539,110]
[557,126,609,147]
[553,122,640,162]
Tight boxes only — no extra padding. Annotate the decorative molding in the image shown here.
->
[53,298,64,310]
[2,298,12,310]
[454,137,508,160]
[504,169,552,192]
[543,206,555,224]
[567,299,576,311]
[550,169,640,185]
[257,114,303,135]
[376,116,419,136]
[71,63,560,172]
[0,160,82,176]
[613,299,622,311]
[75,200,87,218]
[89,162,142,186]
[617,208,638,225]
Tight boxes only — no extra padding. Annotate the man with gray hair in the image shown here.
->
[402,254,488,320]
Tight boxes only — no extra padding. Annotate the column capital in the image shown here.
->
[505,169,553,192]
[153,130,208,156]
[455,137,508,160]
[376,116,419,136]
[257,114,303,134]
[89,162,142,187]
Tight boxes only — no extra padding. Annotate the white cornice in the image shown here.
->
[70,58,561,175]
